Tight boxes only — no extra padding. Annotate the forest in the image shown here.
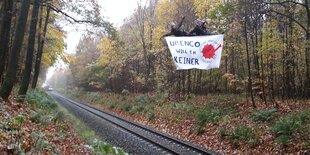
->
[0,0,112,100]
[49,0,310,107]
[1,0,309,105]
[0,0,310,154]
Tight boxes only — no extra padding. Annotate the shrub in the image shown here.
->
[108,100,116,110]
[275,135,292,146]
[91,139,127,155]
[30,110,44,123]
[251,108,277,122]
[227,126,256,147]
[218,127,228,137]
[195,107,222,134]
[271,111,310,146]
[26,89,57,110]
[135,95,153,104]
[53,111,65,123]
[8,114,26,130]
[129,105,145,115]
[136,105,144,112]
[121,103,132,112]
[145,105,155,112]
[31,132,58,153]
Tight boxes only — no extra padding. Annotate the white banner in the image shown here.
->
[165,35,224,70]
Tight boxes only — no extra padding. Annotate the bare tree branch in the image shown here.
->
[47,4,95,24]
[265,0,306,7]
[266,9,308,33]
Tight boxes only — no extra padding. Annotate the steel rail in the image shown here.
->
[50,92,219,155]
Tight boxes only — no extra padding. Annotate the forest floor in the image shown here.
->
[63,89,310,155]
[0,89,127,155]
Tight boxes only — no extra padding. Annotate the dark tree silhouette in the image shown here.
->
[0,0,13,82]
[32,6,50,89]
[0,0,31,100]
[18,0,42,96]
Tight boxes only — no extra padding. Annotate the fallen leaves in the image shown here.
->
[0,95,92,155]
[82,92,310,155]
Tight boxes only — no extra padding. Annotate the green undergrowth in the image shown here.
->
[251,108,277,122]
[219,126,258,147]
[27,89,127,155]
[60,89,310,150]
[271,110,310,146]
[26,89,58,111]
[0,90,62,154]
[195,103,239,135]
[109,100,117,110]
[56,99,127,155]
[195,106,222,134]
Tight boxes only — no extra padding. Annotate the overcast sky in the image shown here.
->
[64,0,145,53]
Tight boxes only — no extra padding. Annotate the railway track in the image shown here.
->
[50,92,219,155]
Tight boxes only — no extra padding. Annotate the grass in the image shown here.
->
[57,104,127,154]
[56,105,96,142]
[25,89,128,154]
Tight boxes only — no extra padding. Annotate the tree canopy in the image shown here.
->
[61,0,310,106]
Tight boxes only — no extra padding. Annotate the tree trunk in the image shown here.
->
[304,0,310,98]
[0,0,13,82]
[0,0,31,100]
[225,56,228,92]
[18,0,41,96]
[187,70,191,94]
[261,54,267,104]
[31,6,50,89]
[244,8,256,108]
[305,31,310,98]
[284,20,295,99]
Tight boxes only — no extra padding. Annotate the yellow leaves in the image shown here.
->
[42,23,65,67]
[259,20,283,57]
[153,27,166,49]
[193,0,209,19]
[97,37,123,67]
[66,54,76,64]
[193,0,222,19]
[155,0,177,26]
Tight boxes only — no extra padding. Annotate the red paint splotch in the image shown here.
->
[202,44,222,59]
